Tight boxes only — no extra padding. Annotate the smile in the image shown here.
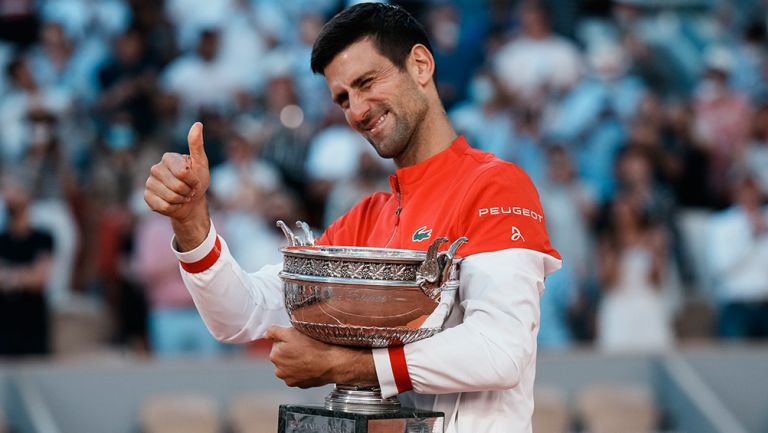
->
[365,112,388,133]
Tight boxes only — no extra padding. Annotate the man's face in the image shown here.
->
[323,38,428,162]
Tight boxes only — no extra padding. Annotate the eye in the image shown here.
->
[334,93,349,109]
[360,78,373,90]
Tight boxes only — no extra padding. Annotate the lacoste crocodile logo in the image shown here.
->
[412,226,433,242]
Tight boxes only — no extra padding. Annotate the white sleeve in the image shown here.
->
[372,248,561,397]
[706,212,753,277]
[172,222,290,343]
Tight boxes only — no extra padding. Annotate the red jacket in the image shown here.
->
[319,135,559,259]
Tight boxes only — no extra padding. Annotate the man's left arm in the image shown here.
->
[372,248,559,396]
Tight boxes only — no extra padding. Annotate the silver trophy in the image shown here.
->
[275,220,467,433]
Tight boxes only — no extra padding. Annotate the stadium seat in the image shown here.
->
[140,394,222,433]
[577,384,658,433]
[229,394,282,433]
[533,387,571,433]
[52,302,112,355]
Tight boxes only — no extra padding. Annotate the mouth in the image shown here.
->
[363,111,388,134]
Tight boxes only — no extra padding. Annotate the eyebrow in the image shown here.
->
[332,70,377,105]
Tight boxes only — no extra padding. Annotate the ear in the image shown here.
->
[407,44,435,87]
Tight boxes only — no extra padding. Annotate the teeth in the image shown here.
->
[368,113,386,131]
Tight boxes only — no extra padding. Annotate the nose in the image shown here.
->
[347,92,371,128]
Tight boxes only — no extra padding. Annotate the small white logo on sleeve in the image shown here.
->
[511,226,525,242]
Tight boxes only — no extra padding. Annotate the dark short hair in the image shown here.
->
[310,2,433,75]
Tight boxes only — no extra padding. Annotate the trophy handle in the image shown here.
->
[296,221,316,246]
[276,220,298,246]
[416,237,448,287]
[417,237,468,301]
[437,237,468,285]
[277,220,317,247]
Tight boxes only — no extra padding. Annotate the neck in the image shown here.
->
[394,108,457,168]
[10,218,30,237]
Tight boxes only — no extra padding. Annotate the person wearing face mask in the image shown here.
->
[0,176,54,357]
[144,4,561,432]
[692,48,754,207]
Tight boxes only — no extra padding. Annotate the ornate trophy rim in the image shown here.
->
[279,271,421,288]
[281,245,433,263]
[291,320,442,348]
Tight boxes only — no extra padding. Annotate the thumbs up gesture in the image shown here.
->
[144,122,211,249]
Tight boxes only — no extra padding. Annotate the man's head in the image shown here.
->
[196,29,220,62]
[310,3,441,166]
[310,3,433,77]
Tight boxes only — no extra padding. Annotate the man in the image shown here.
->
[144,3,561,432]
[0,176,54,357]
[706,172,768,339]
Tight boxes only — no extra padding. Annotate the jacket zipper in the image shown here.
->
[385,180,402,248]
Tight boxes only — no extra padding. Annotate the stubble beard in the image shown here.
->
[368,93,428,163]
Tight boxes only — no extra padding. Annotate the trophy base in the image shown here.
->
[325,385,400,414]
[278,404,444,433]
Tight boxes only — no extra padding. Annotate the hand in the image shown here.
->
[144,122,211,249]
[265,325,377,388]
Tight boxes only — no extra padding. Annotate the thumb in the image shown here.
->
[187,122,208,166]
[265,325,289,341]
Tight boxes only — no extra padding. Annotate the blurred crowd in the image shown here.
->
[0,0,767,359]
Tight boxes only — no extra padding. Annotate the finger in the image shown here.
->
[144,189,183,215]
[187,122,208,167]
[145,176,191,205]
[160,154,199,189]
[264,325,278,341]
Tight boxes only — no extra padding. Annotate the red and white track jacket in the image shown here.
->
[174,136,562,433]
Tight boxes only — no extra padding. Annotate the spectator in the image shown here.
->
[692,49,754,206]
[706,172,768,339]
[0,56,72,163]
[160,28,245,118]
[728,21,767,99]
[257,73,313,200]
[15,111,80,309]
[96,28,158,137]
[537,146,597,349]
[743,104,768,196]
[305,108,386,212]
[660,101,714,208]
[493,2,582,103]
[86,120,147,351]
[133,212,226,356]
[449,70,517,161]
[210,133,283,272]
[0,175,54,357]
[596,193,675,352]
[539,146,597,291]
[0,0,39,48]
[26,21,101,100]
[426,3,486,109]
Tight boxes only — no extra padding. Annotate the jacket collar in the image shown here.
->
[388,135,469,194]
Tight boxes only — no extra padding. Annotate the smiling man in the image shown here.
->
[144,3,561,432]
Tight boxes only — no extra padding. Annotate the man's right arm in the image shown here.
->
[144,122,290,342]
[173,221,290,342]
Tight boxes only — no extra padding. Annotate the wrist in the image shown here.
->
[171,203,211,252]
[331,347,377,387]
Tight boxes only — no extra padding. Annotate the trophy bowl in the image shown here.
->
[280,244,461,348]
[275,221,468,416]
